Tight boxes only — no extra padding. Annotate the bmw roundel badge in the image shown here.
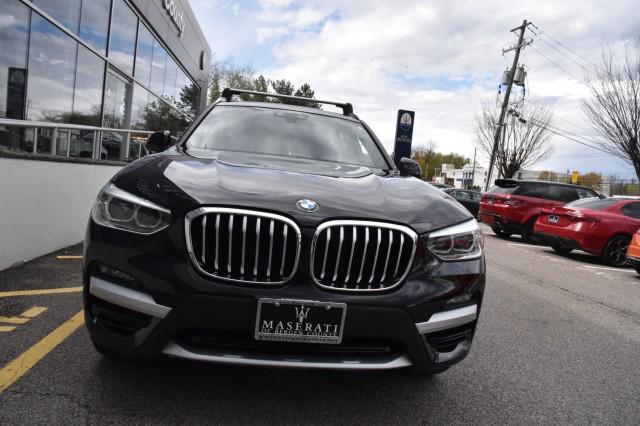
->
[296,199,319,212]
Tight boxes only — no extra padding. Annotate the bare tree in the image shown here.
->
[583,44,640,179]
[474,102,554,178]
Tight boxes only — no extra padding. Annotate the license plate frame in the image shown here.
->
[254,298,347,344]
[548,215,560,224]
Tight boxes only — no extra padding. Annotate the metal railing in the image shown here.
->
[0,118,158,163]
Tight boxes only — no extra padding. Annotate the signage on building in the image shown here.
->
[162,0,186,37]
[393,110,415,168]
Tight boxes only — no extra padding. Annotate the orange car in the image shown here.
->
[626,230,640,274]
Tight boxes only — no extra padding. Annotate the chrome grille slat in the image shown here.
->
[185,208,301,285]
[311,220,417,293]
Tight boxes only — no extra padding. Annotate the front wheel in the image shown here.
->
[491,226,512,238]
[602,235,631,267]
[635,266,640,275]
[521,217,540,244]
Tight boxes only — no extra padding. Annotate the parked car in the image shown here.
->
[443,189,482,217]
[626,230,640,273]
[534,197,640,266]
[83,88,485,375]
[479,179,600,242]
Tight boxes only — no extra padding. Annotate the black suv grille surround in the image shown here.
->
[185,208,301,284]
[311,220,418,292]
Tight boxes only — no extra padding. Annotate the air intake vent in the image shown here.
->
[185,208,301,284]
[311,220,417,292]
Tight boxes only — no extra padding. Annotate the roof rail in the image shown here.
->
[220,88,354,116]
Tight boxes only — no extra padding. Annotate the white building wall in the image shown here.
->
[0,158,122,271]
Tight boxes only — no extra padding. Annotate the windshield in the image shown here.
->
[565,198,619,210]
[185,105,389,169]
[488,185,518,195]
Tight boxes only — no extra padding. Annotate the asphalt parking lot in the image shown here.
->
[1,227,639,424]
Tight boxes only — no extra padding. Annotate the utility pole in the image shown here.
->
[484,19,530,191]
[470,147,477,189]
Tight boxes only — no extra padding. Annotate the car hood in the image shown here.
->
[112,150,472,234]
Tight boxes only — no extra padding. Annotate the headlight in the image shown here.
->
[426,220,483,261]
[92,183,171,234]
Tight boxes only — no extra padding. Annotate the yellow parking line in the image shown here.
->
[20,307,48,318]
[0,287,82,298]
[0,316,30,325]
[56,255,83,260]
[0,326,17,332]
[0,310,85,393]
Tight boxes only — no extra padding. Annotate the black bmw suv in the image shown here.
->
[83,88,485,374]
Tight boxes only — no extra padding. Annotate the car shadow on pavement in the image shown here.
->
[90,355,447,422]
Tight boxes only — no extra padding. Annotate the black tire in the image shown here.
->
[521,217,538,243]
[602,235,631,267]
[91,340,122,358]
[551,245,573,255]
[491,226,512,238]
[635,267,640,275]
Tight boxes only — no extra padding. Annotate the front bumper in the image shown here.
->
[86,276,481,372]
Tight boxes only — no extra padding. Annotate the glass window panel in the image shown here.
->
[72,46,105,126]
[0,127,34,155]
[55,129,70,156]
[69,129,96,158]
[145,92,188,135]
[108,0,137,76]
[102,71,131,160]
[34,0,81,33]
[150,40,167,95]
[163,57,178,100]
[0,0,30,121]
[130,83,149,130]
[128,132,148,161]
[27,14,77,122]
[79,0,110,54]
[134,23,154,87]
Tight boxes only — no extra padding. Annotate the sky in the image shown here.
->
[190,0,640,180]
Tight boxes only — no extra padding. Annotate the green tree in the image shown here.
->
[578,172,603,189]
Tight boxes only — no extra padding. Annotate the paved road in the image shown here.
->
[1,229,639,424]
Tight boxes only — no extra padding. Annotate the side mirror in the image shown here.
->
[399,157,422,178]
[146,130,173,154]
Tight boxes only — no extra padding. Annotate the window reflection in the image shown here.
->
[109,0,137,76]
[0,0,29,121]
[27,14,76,122]
[79,0,110,54]
[130,83,149,130]
[150,40,167,95]
[72,46,104,126]
[135,23,154,87]
[34,0,81,34]
[103,72,131,160]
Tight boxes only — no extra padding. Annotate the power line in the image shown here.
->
[530,45,582,81]
[530,23,600,69]
[528,30,595,76]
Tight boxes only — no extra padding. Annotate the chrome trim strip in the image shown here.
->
[345,226,357,282]
[227,214,234,274]
[380,229,392,282]
[368,228,382,285]
[320,227,331,280]
[267,220,274,279]
[201,215,207,264]
[214,214,220,270]
[310,220,418,292]
[357,227,370,285]
[332,226,344,283]
[280,225,288,277]
[394,234,405,278]
[89,276,171,319]
[241,216,247,277]
[415,304,478,334]
[184,207,302,285]
[161,341,412,370]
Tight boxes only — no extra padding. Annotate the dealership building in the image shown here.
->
[0,0,211,270]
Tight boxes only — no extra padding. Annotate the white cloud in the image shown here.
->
[192,0,640,176]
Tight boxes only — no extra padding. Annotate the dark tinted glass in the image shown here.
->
[109,0,137,75]
[72,46,104,126]
[622,203,640,219]
[577,187,599,198]
[566,198,619,210]
[187,106,388,168]
[547,185,579,202]
[34,0,81,33]
[27,14,76,123]
[488,185,517,194]
[0,0,29,121]
[145,92,189,135]
[79,0,110,54]
[150,41,167,95]
[515,183,548,199]
[135,23,154,87]
[470,192,482,201]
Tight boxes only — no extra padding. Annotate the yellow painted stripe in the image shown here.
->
[20,307,48,318]
[0,287,82,298]
[0,326,16,332]
[0,316,30,325]
[56,255,83,260]
[0,310,84,393]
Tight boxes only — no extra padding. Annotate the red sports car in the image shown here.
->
[535,197,640,266]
